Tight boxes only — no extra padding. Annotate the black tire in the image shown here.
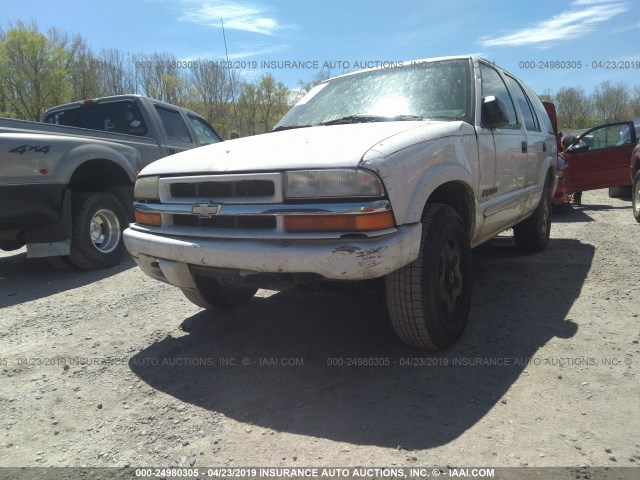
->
[45,256,77,270]
[513,180,552,253]
[385,204,472,350]
[181,276,257,310]
[0,239,25,251]
[632,171,640,223]
[608,185,632,199]
[68,192,128,270]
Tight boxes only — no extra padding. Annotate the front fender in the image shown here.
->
[360,131,478,225]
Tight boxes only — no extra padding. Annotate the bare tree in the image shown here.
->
[591,80,630,124]
[96,49,136,96]
[630,85,640,119]
[135,52,190,104]
[190,60,240,136]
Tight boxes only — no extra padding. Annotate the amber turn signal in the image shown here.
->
[135,210,162,227]
[284,211,394,233]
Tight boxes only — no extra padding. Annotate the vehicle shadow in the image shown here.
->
[553,203,631,223]
[130,237,593,449]
[0,251,135,308]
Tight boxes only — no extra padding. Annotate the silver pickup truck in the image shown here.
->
[0,95,221,269]
[124,56,556,349]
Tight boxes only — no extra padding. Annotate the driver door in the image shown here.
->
[563,121,636,193]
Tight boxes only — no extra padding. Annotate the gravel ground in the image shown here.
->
[1,188,639,471]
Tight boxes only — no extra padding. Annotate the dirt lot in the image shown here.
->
[1,188,639,471]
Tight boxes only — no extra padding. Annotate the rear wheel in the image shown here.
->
[68,192,128,270]
[45,256,77,270]
[385,204,472,350]
[514,179,552,253]
[181,276,257,310]
[633,171,640,223]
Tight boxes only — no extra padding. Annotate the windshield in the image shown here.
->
[275,59,472,129]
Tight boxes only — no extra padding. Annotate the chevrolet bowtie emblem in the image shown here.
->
[191,202,220,218]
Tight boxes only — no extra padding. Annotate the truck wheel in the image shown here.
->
[181,276,257,310]
[68,192,128,270]
[513,180,552,253]
[385,204,472,350]
[46,256,77,270]
[633,171,640,223]
[608,185,632,199]
[0,239,25,251]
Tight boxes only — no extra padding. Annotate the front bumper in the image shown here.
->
[123,223,422,286]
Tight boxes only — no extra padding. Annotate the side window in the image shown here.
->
[580,124,634,150]
[187,115,222,145]
[479,64,518,127]
[505,76,540,132]
[155,106,192,143]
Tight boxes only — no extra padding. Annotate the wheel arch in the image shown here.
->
[68,159,135,219]
[423,181,475,238]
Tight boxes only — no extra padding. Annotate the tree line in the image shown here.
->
[1,21,639,138]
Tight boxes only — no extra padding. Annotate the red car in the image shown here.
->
[554,120,638,209]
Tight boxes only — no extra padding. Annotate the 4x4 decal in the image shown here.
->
[9,144,51,154]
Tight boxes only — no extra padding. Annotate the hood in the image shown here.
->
[140,121,466,176]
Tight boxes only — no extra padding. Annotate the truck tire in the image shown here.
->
[633,171,640,223]
[0,239,25,251]
[68,192,128,270]
[385,204,472,350]
[181,276,258,310]
[513,180,552,253]
[608,185,632,199]
[46,256,77,270]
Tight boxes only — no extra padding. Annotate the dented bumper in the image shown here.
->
[123,223,421,284]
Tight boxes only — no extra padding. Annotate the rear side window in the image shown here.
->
[479,64,518,127]
[44,100,148,136]
[505,76,540,132]
[155,106,192,143]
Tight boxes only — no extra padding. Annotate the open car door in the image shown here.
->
[563,121,636,193]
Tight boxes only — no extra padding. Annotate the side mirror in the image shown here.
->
[481,96,509,129]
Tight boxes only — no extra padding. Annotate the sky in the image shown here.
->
[1,0,639,95]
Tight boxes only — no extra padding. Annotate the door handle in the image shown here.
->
[543,142,547,152]
[521,141,528,153]
[167,148,176,155]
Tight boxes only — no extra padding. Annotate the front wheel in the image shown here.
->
[632,171,640,223]
[181,276,258,310]
[385,204,472,350]
[68,192,128,270]
[513,180,552,253]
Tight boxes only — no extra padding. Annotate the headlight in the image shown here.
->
[284,169,384,199]
[134,176,160,201]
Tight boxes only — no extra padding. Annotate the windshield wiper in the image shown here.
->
[272,124,313,132]
[317,114,424,126]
